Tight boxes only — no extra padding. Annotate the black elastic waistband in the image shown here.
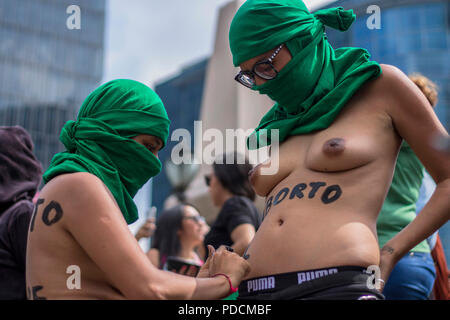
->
[238,266,368,297]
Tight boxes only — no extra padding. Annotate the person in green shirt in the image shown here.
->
[377,74,439,299]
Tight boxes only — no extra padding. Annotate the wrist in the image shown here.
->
[213,273,238,297]
[381,243,402,262]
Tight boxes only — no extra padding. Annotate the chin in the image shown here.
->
[211,197,220,207]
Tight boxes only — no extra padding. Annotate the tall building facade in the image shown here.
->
[152,58,209,214]
[322,0,449,127]
[0,0,106,168]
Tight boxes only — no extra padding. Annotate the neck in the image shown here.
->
[178,242,198,261]
[217,191,233,207]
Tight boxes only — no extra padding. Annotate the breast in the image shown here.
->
[249,116,385,196]
[249,136,310,197]
[305,132,378,172]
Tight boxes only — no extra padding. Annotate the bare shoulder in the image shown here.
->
[379,64,404,78]
[43,172,106,199]
[377,64,428,100]
[348,64,410,111]
[373,64,433,114]
[375,64,413,92]
[373,66,448,182]
[47,171,103,186]
[40,172,116,219]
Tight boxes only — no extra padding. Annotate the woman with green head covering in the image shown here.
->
[229,0,450,300]
[26,79,250,299]
[44,79,171,225]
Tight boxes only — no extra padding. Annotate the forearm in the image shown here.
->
[230,225,256,256]
[382,178,450,260]
[192,276,231,300]
[149,270,230,300]
[232,240,249,256]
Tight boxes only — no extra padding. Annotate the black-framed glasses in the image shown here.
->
[184,215,206,224]
[204,174,211,186]
[234,44,284,89]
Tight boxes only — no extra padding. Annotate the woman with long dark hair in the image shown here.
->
[148,204,206,275]
[204,153,262,257]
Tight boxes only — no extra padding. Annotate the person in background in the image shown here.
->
[147,204,207,276]
[204,153,262,257]
[414,168,449,300]
[0,126,42,299]
[377,74,440,300]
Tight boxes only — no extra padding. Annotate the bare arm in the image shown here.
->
[231,224,256,256]
[147,248,160,268]
[380,65,450,279]
[59,173,249,299]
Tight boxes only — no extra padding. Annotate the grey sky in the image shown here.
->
[102,0,337,89]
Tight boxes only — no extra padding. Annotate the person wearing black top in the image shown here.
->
[204,153,262,257]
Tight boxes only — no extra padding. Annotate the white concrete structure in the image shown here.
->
[165,0,274,222]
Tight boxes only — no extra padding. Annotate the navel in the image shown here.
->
[323,138,345,155]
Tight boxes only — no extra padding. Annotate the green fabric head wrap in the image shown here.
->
[229,0,382,148]
[43,79,171,224]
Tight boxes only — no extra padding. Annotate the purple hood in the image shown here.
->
[0,126,42,214]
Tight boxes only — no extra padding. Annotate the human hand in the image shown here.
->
[196,246,214,278]
[135,217,156,240]
[206,245,250,288]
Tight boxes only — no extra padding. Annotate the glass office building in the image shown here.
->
[0,0,105,168]
[321,0,450,262]
[322,0,449,127]
[153,58,209,213]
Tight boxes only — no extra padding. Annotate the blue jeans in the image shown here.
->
[383,252,436,300]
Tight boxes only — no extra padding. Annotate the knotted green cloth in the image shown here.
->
[229,0,382,148]
[43,79,170,224]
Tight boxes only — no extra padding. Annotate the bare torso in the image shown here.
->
[26,174,126,299]
[25,66,447,297]
[245,70,402,278]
